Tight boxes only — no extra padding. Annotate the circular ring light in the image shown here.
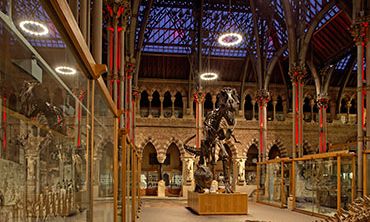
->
[200,72,218,81]
[55,66,77,75]
[218,33,243,47]
[19,20,49,36]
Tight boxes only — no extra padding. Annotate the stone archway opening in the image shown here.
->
[245,144,258,185]
[268,144,281,160]
[99,141,114,197]
[163,143,182,197]
[141,142,159,196]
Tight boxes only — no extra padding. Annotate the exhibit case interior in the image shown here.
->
[364,150,370,197]
[292,151,355,217]
[256,158,291,208]
[0,1,140,221]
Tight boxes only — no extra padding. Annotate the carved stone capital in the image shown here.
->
[193,91,205,104]
[289,65,307,82]
[317,94,330,109]
[351,17,370,45]
[255,89,270,105]
[126,57,136,77]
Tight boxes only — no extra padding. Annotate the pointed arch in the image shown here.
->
[266,139,288,158]
[163,137,186,160]
[243,138,259,156]
[138,136,160,158]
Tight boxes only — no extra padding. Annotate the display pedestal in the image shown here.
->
[187,191,248,215]
[157,180,165,197]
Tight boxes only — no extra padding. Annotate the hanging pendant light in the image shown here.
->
[217,0,243,47]
[200,72,218,81]
[19,20,49,36]
[218,32,243,47]
[55,66,77,75]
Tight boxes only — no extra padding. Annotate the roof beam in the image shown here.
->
[240,57,250,102]
[133,0,154,87]
[335,52,356,113]
[300,0,336,63]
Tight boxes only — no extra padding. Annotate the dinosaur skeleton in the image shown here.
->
[184,87,240,193]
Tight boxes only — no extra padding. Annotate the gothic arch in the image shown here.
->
[242,89,255,101]
[138,136,160,159]
[266,139,288,158]
[163,137,186,160]
[243,138,259,156]
[303,140,316,155]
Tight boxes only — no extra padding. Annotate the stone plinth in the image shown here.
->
[187,191,248,215]
[157,180,165,197]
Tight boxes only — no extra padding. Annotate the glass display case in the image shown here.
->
[364,151,370,197]
[0,1,128,221]
[256,158,291,208]
[293,151,355,217]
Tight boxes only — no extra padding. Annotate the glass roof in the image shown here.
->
[136,0,339,58]
[12,0,66,48]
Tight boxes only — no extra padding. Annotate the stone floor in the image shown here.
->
[139,198,319,222]
[34,198,319,222]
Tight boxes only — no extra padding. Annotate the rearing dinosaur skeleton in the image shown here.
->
[184,87,240,193]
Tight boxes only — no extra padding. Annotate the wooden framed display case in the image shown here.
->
[292,151,355,218]
[256,158,292,208]
[364,150,370,196]
[0,0,143,221]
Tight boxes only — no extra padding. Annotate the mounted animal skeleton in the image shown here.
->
[184,87,240,193]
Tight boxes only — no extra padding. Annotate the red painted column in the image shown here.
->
[194,91,204,149]
[289,66,306,158]
[317,96,329,153]
[351,19,369,197]
[256,89,269,161]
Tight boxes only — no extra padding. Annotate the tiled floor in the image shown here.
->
[139,198,318,222]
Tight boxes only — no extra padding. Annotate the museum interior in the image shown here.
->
[1,0,370,221]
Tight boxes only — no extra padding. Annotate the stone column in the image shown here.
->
[0,96,2,154]
[252,99,256,121]
[310,99,315,122]
[236,158,246,186]
[212,95,217,110]
[148,96,153,118]
[317,95,329,153]
[289,66,307,158]
[182,157,195,198]
[282,100,287,121]
[330,100,336,121]
[346,101,351,123]
[157,155,166,197]
[160,96,164,118]
[136,94,141,115]
[273,100,277,121]
[171,96,176,118]
[241,98,246,119]
[182,96,187,118]
[93,153,102,198]
[194,92,205,148]
[351,19,368,197]
[256,90,270,161]
[25,154,38,201]
[189,96,194,118]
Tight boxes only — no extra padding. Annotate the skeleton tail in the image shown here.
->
[183,134,201,156]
